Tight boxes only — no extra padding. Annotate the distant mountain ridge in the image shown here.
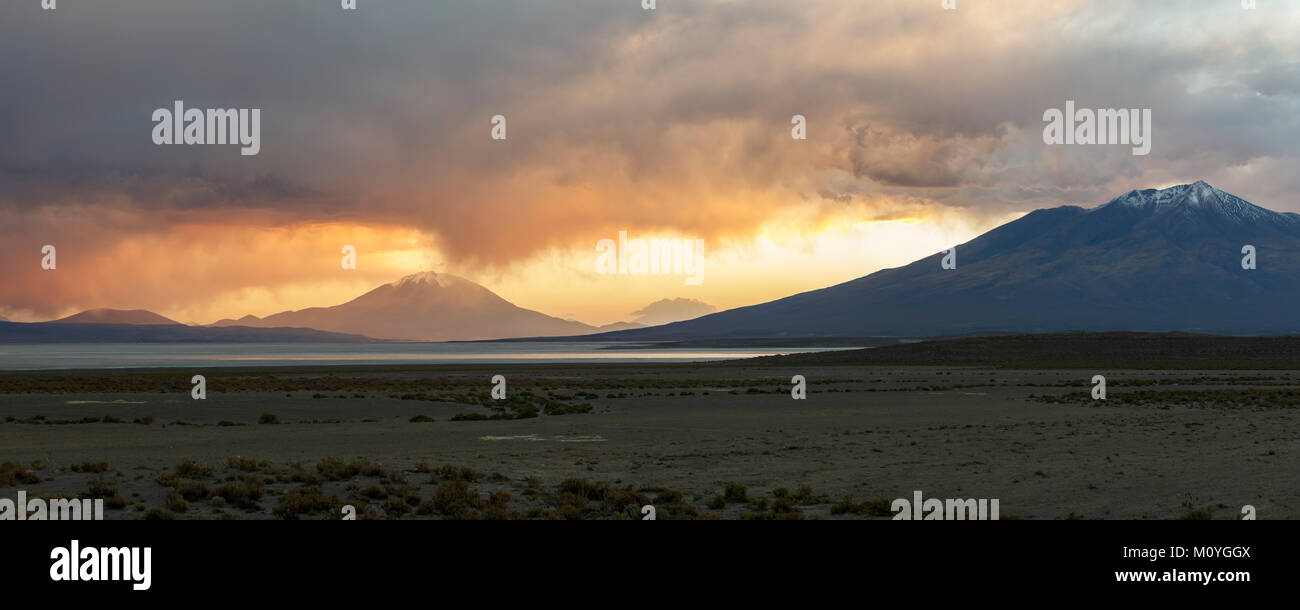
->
[50,308,182,325]
[0,321,376,343]
[212,272,599,341]
[574,181,1300,339]
[16,182,1292,342]
[630,298,717,326]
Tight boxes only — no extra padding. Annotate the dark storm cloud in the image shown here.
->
[0,0,1297,262]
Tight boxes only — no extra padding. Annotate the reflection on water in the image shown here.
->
[0,342,853,371]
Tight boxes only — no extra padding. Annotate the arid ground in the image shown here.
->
[2,349,1295,519]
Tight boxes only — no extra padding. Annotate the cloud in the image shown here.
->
[1,0,1297,317]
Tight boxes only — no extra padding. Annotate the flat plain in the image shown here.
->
[2,355,1295,519]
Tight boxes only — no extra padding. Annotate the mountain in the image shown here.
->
[212,272,598,341]
[576,181,1300,339]
[629,298,717,326]
[593,321,645,332]
[50,309,181,325]
[0,321,376,343]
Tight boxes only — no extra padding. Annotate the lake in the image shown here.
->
[0,342,851,371]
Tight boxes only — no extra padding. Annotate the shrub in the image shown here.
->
[860,498,894,518]
[86,476,117,498]
[164,493,189,513]
[831,495,858,515]
[723,483,748,504]
[557,478,608,502]
[174,460,212,478]
[213,475,265,509]
[429,464,477,483]
[175,480,210,501]
[432,480,479,519]
[273,486,339,520]
[359,485,387,500]
[316,457,384,481]
[225,456,266,472]
[0,462,41,486]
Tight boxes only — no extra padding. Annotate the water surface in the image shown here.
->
[0,342,852,371]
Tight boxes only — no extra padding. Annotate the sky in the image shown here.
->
[2,0,1297,325]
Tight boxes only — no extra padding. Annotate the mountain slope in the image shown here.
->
[212,272,597,341]
[51,309,181,325]
[582,181,1300,339]
[747,332,1300,369]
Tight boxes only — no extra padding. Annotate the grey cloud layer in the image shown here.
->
[2,0,1297,255]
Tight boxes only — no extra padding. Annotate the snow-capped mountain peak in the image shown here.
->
[1100,181,1286,224]
[392,271,459,289]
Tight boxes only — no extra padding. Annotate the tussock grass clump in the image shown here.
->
[793,484,828,505]
[359,485,387,500]
[858,498,894,518]
[273,485,341,520]
[213,475,265,510]
[85,477,116,498]
[175,480,210,502]
[483,491,513,520]
[542,479,686,520]
[723,483,749,505]
[831,495,894,517]
[70,462,109,474]
[174,460,212,478]
[164,493,189,513]
[383,496,413,517]
[316,457,386,481]
[84,476,129,509]
[431,480,480,519]
[144,508,176,520]
[429,464,478,483]
[1035,387,1300,409]
[557,478,609,502]
[225,456,268,472]
[277,469,319,485]
[830,495,857,515]
[1,462,42,485]
[545,402,593,416]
